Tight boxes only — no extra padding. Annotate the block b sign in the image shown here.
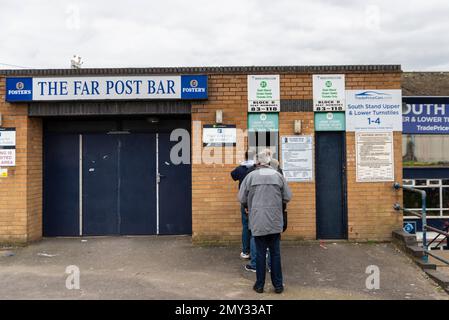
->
[313,74,345,111]
[6,75,208,101]
[248,75,280,112]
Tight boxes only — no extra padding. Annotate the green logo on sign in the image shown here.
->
[325,80,332,88]
[260,81,267,88]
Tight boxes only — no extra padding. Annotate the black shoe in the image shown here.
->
[274,286,284,294]
[245,264,256,273]
[253,284,264,293]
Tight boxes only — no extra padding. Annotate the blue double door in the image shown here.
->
[44,132,191,236]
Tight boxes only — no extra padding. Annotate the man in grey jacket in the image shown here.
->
[238,150,292,294]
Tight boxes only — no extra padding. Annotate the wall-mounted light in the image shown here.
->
[294,120,301,134]
[146,117,159,124]
[216,110,223,124]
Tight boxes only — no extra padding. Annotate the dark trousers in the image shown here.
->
[241,205,251,254]
[254,233,283,289]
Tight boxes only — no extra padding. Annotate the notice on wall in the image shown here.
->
[202,124,236,147]
[313,74,345,112]
[281,136,313,182]
[247,75,280,112]
[0,149,16,167]
[0,128,16,167]
[346,90,402,131]
[0,128,16,146]
[356,132,394,182]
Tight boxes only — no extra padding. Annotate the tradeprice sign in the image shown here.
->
[346,90,402,131]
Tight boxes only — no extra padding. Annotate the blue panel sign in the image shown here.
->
[5,75,208,102]
[181,75,208,100]
[6,77,33,102]
[403,98,449,134]
[403,221,416,234]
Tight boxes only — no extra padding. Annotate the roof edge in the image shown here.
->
[0,64,402,76]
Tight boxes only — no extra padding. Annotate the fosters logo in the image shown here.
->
[181,75,207,97]
[6,78,32,100]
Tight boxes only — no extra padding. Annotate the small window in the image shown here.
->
[415,180,427,186]
[429,180,441,186]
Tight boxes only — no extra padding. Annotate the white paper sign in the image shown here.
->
[202,125,237,146]
[281,135,313,182]
[0,149,16,166]
[0,129,16,147]
[346,89,402,131]
[248,75,280,112]
[356,132,394,182]
[313,74,345,111]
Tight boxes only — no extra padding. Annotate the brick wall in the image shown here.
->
[345,73,403,240]
[0,77,42,244]
[192,72,403,243]
[0,70,402,244]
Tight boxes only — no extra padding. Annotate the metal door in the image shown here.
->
[158,132,192,234]
[315,132,347,239]
[82,134,119,235]
[119,134,157,235]
[43,133,80,236]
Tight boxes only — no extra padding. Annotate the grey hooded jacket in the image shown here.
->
[238,165,292,236]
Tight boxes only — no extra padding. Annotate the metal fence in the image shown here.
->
[393,182,449,265]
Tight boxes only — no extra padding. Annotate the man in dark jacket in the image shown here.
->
[231,151,255,259]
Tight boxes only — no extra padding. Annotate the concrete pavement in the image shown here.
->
[0,236,447,300]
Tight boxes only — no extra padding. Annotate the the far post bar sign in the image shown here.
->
[6,75,208,101]
[313,74,345,112]
[248,75,280,112]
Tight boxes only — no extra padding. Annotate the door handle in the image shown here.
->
[157,173,165,183]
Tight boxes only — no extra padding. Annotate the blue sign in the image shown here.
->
[5,75,208,102]
[181,75,208,100]
[403,98,449,134]
[403,221,416,234]
[5,77,33,102]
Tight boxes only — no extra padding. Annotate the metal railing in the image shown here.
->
[393,182,449,265]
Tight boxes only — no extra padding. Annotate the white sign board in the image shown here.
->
[248,75,280,112]
[202,125,237,146]
[281,135,313,182]
[346,89,402,131]
[0,149,16,166]
[313,74,345,111]
[356,132,394,182]
[0,129,16,147]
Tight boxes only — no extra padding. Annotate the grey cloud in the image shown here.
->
[0,0,448,70]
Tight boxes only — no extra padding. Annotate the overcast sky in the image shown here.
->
[0,0,448,71]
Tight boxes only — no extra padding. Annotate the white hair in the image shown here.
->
[256,150,272,166]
